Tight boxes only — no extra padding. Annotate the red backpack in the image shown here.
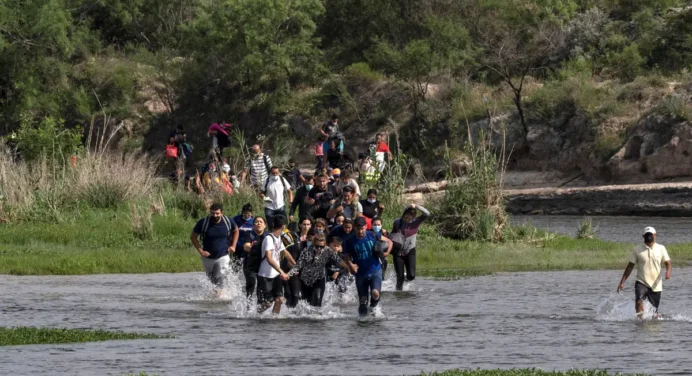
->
[165,144,178,159]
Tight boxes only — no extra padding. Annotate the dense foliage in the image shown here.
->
[1,0,692,159]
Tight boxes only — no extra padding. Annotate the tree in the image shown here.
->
[473,9,565,139]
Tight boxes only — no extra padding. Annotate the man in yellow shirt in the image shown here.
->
[617,227,672,317]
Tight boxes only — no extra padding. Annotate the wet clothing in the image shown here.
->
[284,275,302,308]
[301,277,326,307]
[356,268,383,315]
[233,215,254,262]
[391,206,430,256]
[393,248,416,290]
[294,245,342,286]
[201,254,230,287]
[193,217,237,259]
[629,243,670,292]
[244,269,258,298]
[257,275,283,302]
[258,233,286,279]
[344,232,381,278]
[635,281,661,310]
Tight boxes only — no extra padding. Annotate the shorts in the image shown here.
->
[635,281,661,310]
[355,269,383,300]
[201,255,230,287]
[257,275,284,302]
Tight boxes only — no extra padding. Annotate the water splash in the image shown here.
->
[596,293,692,322]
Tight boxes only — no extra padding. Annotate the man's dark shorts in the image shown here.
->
[257,276,284,302]
[635,281,661,310]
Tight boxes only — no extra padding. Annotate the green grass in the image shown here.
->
[422,370,647,376]
[2,206,692,276]
[0,327,170,346]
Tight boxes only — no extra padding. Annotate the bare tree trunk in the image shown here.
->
[512,89,528,137]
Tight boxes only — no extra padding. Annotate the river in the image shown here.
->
[512,215,692,243]
[2,268,691,375]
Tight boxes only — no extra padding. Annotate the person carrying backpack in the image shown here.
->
[261,166,293,229]
[190,203,240,296]
[240,144,273,191]
[242,216,268,300]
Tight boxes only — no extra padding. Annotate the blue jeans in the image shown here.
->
[355,268,383,300]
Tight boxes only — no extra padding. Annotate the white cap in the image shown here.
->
[643,227,656,235]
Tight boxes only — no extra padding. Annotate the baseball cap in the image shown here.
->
[643,226,656,235]
[332,168,341,176]
[354,217,367,227]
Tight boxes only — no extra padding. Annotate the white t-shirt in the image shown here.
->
[263,176,291,210]
[258,233,286,279]
[335,178,361,196]
[629,243,670,292]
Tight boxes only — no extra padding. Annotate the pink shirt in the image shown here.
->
[208,123,230,136]
[314,143,324,156]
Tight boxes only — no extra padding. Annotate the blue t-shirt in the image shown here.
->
[344,231,381,277]
[193,217,237,259]
[328,225,352,243]
[233,215,255,252]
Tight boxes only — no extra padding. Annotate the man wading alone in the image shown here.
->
[190,203,239,296]
[343,217,393,317]
[617,227,672,318]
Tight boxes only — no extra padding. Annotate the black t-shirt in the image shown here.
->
[193,217,237,259]
[308,185,336,219]
[360,199,380,219]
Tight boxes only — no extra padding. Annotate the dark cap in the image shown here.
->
[354,217,367,227]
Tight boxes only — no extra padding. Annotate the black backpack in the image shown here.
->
[199,215,234,242]
[245,233,268,273]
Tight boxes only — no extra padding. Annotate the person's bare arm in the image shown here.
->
[326,204,342,219]
[617,262,635,293]
[283,249,296,268]
[229,227,239,253]
[665,260,672,279]
[190,232,210,257]
[265,249,289,280]
[286,186,294,206]
[342,254,357,274]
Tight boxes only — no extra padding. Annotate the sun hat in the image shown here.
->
[643,226,656,235]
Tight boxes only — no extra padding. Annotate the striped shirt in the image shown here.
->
[244,153,272,187]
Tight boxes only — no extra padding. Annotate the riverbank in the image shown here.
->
[405,174,692,217]
[2,209,692,276]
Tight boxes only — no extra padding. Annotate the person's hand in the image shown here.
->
[331,272,339,280]
[350,264,358,274]
[306,198,315,205]
[617,283,624,293]
[229,246,236,254]
[280,272,289,281]
[378,203,385,210]
[410,203,416,209]
[666,270,672,280]
[259,193,265,199]
[199,250,211,258]
[329,200,335,205]
[336,206,344,213]
[289,215,294,222]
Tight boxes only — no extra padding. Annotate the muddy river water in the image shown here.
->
[2,267,691,375]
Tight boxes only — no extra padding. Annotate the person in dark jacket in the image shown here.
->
[290,175,314,223]
[390,204,430,291]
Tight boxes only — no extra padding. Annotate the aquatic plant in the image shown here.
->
[576,216,598,240]
[0,327,170,346]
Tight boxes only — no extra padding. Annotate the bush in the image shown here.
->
[13,117,83,163]
[435,130,507,241]
[651,94,692,121]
